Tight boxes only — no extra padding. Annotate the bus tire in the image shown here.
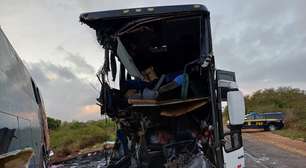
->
[268,124,277,131]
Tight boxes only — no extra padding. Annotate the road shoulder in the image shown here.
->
[243,130,306,157]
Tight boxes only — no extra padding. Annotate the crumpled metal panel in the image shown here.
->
[116,37,144,80]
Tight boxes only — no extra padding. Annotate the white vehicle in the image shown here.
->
[0,27,50,167]
[80,4,245,168]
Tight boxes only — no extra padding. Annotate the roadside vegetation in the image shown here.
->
[47,87,306,159]
[224,87,306,142]
[47,117,116,159]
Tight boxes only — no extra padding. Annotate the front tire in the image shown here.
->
[42,159,47,168]
[268,124,277,131]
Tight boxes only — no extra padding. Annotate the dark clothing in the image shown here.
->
[124,79,158,91]
[122,72,182,91]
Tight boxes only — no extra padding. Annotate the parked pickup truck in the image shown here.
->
[243,112,284,131]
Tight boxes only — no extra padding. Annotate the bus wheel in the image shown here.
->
[42,159,47,168]
[268,124,277,131]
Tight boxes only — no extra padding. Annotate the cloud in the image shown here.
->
[80,104,100,114]
[57,46,95,75]
[28,61,76,81]
[77,104,100,120]
[206,0,306,93]
[27,61,100,121]
[3,0,306,120]
[0,0,103,69]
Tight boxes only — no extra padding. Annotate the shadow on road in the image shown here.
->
[242,129,266,133]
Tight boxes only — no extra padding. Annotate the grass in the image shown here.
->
[275,129,306,142]
[224,87,306,142]
[49,119,116,158]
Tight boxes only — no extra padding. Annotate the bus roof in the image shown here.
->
[80,4,209,30]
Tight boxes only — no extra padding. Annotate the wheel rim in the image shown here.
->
[269,125,276,131]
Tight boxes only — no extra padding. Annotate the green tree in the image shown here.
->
[245,87,306,131]
[47,117,61,130]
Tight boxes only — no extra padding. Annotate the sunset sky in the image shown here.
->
[1,0,305,121]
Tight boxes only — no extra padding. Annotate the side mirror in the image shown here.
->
[227,91,245,125]
[216,69,236,101]
[223,131,243,152]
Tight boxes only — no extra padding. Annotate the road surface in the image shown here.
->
[51,132,306,167]
[243,132,306,168]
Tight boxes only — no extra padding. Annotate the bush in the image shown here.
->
[49,119,116,158]
[47,117,61,130]
[244,87,306,140]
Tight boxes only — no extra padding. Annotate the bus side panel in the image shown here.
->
[0,28,45,167]
[0,112,20,154]
[223,147,245,168]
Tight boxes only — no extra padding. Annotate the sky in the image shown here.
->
[1,0,305,121]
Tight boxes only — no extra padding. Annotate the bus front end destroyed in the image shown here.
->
[81,4,246,168]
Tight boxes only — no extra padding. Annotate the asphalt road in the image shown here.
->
[52,132,306,168]
[243,133,306,168]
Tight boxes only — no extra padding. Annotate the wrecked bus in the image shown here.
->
[0,27,50,167]
[80,4,245,168]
